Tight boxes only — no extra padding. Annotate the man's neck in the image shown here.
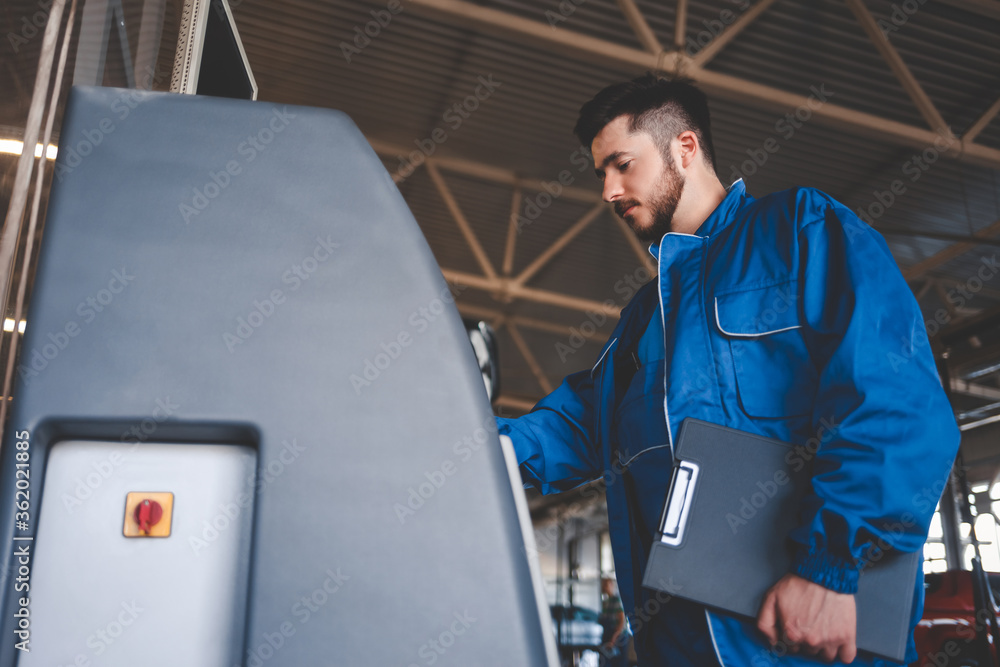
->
[671,176,728,236]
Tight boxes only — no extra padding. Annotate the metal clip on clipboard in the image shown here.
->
[659,461,699,547]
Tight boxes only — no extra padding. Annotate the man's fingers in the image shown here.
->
[756,592,778,646]
[837,639,857,664]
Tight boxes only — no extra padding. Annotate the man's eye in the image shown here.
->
[618,161,631,171]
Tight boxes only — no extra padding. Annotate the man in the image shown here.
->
[497,74,960,665]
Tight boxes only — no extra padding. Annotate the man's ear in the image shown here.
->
[676,131,700,169]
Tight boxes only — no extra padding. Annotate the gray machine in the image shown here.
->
[0,87,557,666]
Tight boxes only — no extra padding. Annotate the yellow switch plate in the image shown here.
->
[123,492,174,537]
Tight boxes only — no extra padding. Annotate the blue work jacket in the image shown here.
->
[498,180,961,666]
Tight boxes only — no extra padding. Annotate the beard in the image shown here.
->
[615,153,685,244]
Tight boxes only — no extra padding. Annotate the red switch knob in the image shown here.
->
[134,499,163,533]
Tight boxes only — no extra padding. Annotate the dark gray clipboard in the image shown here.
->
[641,419,919,663]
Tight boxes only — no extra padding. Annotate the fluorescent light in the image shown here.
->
[3,319,26,333]
[0,139,57,160]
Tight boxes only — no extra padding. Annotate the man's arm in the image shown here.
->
[497,368,604,495]
[757,196,961,658]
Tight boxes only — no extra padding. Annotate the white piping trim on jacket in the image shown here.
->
[590,337,617,377]
[619,443,672,470]
[713,298,802,338]
[705,609,726,666]
[657,243,674,452]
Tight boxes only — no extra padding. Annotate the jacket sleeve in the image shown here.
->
[790,197,960,594]
[496,368,603,495]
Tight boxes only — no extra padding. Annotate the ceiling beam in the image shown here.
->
[902,217,1000,281]
[845,0,951,136]
[494,394,539,413]
[442,268,622,317]
[616,0,663,53]
[963,94,1000,144]
[691,0,779,67]
[505,321,554,394]
[404,0,1000,170]
[502,184,522,278]
[367,138,601,204]
[673,0,688,50]
[613,215,657,275]
[457,304,608,342]
[513,204,605,287]
[426,162,497,281]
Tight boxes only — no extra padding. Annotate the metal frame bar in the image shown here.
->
[134,0,168,89]
[673,0,687,50]
[109,0,136,87]
[691,0,779,67]
[404,0,1000,170]
[845,0,950,136]
[443,268,621,317]
[502,184,522,278]
[964,95,1000,144]
[170,0,211,94]
[494,394,538,412]
[457,304,607,343]
[903,218,1000,281]
[617,0,662,53]
[613,215,657,276]
[72,0,113,86]
[426,162,498,281]
[506,321,554,394]
[513,204,604,287]
[368,139,600,204]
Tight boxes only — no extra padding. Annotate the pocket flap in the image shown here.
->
[714,281,800,337]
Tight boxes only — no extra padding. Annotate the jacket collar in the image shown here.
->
[646,179,749,257]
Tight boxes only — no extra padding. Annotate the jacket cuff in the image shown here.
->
[792,546,860,595]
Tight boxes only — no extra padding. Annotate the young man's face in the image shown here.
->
[592,116,685,243]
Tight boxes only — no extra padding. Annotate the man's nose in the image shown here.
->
[602,174,623,202]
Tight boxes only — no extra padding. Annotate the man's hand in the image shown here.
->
[756,573,857,663]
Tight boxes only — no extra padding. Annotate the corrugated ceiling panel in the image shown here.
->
[705,0,928,127]
[230,0,1000,403]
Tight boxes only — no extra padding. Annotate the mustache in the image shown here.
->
[614,199,640,218]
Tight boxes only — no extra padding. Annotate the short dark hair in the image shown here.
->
[574,73,717,171]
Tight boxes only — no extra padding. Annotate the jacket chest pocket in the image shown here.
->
[713,281,817,419]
